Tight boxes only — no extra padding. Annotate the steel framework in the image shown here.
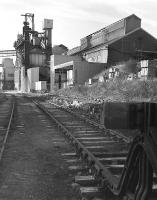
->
[0,50,16,57]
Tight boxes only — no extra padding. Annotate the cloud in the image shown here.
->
[70,1,126,19]
[0,0,157,51]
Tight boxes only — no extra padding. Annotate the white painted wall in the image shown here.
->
[27,67,39,92]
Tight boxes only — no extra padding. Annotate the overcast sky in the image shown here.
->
[0,0,157,51]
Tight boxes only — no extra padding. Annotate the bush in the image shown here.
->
[36,78,157,103]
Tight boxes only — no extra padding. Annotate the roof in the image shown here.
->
[86,14,141,38]
[68,14,142,55]
[53,44,68,50]
[54,61,74,70]
[70,27,157,55]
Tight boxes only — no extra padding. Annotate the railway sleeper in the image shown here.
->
[98,157,126,165]
[78,186,106,200]
[75,175,98,187]
[32,99,157,199]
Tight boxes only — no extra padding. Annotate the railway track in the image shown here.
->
[0,94,15,161]
[32,99,157,200]
[0,95,81,199]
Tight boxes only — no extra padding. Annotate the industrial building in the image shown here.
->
[0,58,15,90]
[14,13,53,92]
[49,14,156,85]
[14,13,157,91]
[50,55,104,90]
[50,14,157,90]
[0,64,3,90]
[67,14,157,64]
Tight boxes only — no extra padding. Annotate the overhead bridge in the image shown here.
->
[0,50,16,57]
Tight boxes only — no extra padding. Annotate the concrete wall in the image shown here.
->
[27,67,39,92]
[74,61,105,84]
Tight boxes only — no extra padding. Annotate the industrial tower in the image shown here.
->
[14,13,53,92]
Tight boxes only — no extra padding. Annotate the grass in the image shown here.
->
[53,78,157,103]
[30,78,157,123]
[29,78,157,105]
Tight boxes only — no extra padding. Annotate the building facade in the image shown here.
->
[14,14,53,92]
[0,64,3,90]
[50,55,105,90]
[2,58,14,90]
[64,14,157,83]
[68,14,157,66]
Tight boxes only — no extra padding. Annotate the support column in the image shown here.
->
[50,56,55,92]
[21,66,28,92]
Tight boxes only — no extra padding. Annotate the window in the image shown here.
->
[140,60,148,77]
[141,67,148,76]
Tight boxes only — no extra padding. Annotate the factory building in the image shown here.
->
[1,58,14,90]
[14,14,53,92]
[56,14,157,85]
[0,64,3,90]
[68,14,157,65]
[50,55,104,90]
[51,14,157,90]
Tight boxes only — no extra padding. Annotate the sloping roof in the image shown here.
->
[71,27,157,56]
[89,27,157,51]
[86,14,141,38]
[68,14,143,55]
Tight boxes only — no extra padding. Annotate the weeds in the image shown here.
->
[54,79,157,103]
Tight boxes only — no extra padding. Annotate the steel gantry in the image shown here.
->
[0,50,16,57]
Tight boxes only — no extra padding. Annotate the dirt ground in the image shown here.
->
[0,95,79,200]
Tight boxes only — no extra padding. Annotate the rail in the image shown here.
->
[0,96,15,161]
[48,101,131,143]
[32,99,157,199]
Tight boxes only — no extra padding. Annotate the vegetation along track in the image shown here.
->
[31,98,157,200]
[0,94,15,161]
